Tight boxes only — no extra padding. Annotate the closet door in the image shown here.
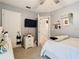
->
[2,9,21,48]
[38,15,50,46]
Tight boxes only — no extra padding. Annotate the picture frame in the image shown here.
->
[60,13,73,26]
[62,17,70,26]
[54,20,61,29]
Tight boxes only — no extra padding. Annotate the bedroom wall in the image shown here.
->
[0,4,2,26]
[0,2,37,38]
[38,12,52,16]
[51,2,79,38]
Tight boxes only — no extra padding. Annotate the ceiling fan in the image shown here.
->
[25,0,46,9]
[25,0,60,9]
[39,0,60,5]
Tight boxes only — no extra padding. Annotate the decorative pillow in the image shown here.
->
[50,37,58,40]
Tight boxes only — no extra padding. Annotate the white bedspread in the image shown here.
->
[41,38,79,59]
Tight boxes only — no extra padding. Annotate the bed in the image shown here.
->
[41,36,79,59]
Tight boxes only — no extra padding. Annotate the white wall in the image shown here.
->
[0,4,2,26]
[0,2,37,38]
[21,9,37,37]
[51,2,79,37]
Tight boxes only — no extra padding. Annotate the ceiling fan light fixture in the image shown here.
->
[54,0,60,4]
[40,1,44,5]
[40,0,46,5]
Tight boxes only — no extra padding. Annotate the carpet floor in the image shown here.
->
[13,47,42,59]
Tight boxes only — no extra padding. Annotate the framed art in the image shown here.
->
[54,20,61,29]
[62,17,69,26]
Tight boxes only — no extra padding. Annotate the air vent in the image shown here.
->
[26,6,31,9]
[54,0,60,4]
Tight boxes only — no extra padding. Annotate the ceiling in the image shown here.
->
[0,0,79,13]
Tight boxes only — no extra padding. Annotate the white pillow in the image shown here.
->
[55,35,69,42]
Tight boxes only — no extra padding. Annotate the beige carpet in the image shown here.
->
[13,47,42,59]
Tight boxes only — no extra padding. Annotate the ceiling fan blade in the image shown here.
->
[40,0,46,5]
[53,0,60,4]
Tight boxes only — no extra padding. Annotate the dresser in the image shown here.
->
[23,34,34,49]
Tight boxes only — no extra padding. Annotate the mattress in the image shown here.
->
[41,37,79,59]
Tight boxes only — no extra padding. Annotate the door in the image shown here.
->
[2,9,21,48]
[38,16,50,46]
